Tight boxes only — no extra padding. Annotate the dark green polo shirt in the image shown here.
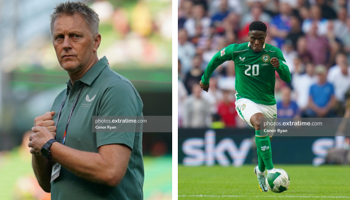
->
[50,57,144,200]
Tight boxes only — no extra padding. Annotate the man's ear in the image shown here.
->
[93,34,101,53]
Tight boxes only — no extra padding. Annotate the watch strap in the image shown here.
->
[41,139,57,159]
[46,139,57,147]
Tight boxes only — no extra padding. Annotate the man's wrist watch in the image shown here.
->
[41,139,57,160]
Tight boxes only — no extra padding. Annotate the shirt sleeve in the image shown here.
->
[275,48,292,83]
[96,81,142,150]
[201,44,236,85]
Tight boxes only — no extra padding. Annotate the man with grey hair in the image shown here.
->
[28,2,144,200]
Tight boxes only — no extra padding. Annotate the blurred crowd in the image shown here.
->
[178,0,350,128]
[92,0,172,67]
[0,0,172,72]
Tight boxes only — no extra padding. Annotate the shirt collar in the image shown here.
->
[80,56,108,86]
[248,42,266,49]
[66,56,109,88]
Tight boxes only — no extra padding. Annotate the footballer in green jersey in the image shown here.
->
[200,21,291,192]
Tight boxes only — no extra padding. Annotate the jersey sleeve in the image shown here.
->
[96,81,143,150]
[201,44,236,85]
[275,48,292,83]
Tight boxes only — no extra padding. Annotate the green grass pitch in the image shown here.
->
[179,165,350,199]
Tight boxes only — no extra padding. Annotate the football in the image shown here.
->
[266,168,290,193]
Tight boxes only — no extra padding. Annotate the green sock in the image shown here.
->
[255,130,274,170]
[257,148,265,172]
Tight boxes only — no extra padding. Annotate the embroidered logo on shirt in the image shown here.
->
[86,95,96,102]
[239,56,246,61]
[221,48,225,57]
[261,54,270,63]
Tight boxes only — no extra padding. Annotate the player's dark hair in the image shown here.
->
[249,21,267,32]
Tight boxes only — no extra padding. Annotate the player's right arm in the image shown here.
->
[200,44,235,90]
[31,111,56,192]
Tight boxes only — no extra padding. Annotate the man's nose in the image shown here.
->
[62,36,71,50]
[254,40,260,45]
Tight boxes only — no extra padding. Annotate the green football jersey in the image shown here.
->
[202,42,291,105]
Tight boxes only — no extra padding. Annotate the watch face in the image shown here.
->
[41,140,55,159]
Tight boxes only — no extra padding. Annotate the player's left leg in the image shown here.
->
[256,103,278,173]
[250,114,275,172]
[250,113,271,192]
[235,99,268,191]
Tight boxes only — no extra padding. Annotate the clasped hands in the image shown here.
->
[28,111,56,156]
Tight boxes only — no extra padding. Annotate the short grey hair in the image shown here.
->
[50,1,99,36]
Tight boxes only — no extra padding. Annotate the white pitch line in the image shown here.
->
[178,195,350,198]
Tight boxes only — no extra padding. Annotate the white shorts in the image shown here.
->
[235,98,277,136]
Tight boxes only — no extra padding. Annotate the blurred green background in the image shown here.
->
[0,0,172,199]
